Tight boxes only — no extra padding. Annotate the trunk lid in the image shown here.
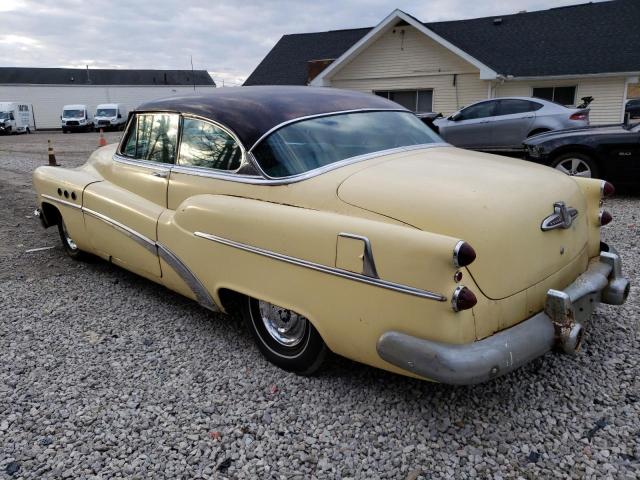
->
[337,147,588,300]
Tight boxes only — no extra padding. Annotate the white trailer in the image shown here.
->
[0,102,35,134]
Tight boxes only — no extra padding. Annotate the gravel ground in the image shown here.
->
[0,132,638,479]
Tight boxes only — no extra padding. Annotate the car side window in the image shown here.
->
[178,118,242,171]
[496,99,542,116]
[458,101,496,120]
[120,113,179,164]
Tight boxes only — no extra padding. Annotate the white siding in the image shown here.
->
[494,76,627,124]
[332,25,477,81]
[329,25,488,115]
[332,74,487,115]
[0,84,216,129]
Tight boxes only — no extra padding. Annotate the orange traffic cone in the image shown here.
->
[47,139,59,166]
[98,128,107,147]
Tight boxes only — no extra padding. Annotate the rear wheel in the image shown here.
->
[552,152,598,178]
[57,219,88,260]
[241,296,327,375]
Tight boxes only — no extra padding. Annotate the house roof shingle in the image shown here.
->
[244,0,640,85]
[0,67,216,86]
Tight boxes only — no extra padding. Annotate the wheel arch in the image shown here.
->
[40,202,61,228]
[527,127,551,138]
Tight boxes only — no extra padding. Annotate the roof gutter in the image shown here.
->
[502,71,640,81]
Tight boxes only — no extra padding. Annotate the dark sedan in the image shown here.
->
[523,123,640,187]
[626,99,640,121]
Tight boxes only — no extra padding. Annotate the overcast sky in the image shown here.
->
[1,0,594,86]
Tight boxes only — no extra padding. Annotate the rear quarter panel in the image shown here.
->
[158,194,476,373]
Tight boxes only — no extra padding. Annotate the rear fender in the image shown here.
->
[158,195,477,360]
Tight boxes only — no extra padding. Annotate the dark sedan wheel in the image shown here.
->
[242,296,327,375]
[552,152,598,178]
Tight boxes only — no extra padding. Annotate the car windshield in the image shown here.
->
[251,110,442,178]
[96,108,116,117]
[0,112,10,120]
[63,110,84,118]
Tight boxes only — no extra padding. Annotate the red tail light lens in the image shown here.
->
[452,286,477,312]
[599,210,612,226]
[601,181,615,198]
[453,241,476,268]
[570,111,589,121]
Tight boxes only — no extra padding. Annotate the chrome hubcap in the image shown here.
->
[258,300,307,347]
[555,158,592,178]
[62,223,78,251]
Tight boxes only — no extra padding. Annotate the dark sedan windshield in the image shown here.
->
[251,111,442,178]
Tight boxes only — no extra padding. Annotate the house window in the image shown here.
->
[532,86,577,106]
[374,90,433,113]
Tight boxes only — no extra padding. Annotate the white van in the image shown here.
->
[95,103,128,130]
[61,104,94,133]
[0,102,35,134]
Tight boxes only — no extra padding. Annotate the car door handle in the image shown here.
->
[151,170,169,178]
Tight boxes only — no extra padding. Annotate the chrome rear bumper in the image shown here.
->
[377,250,630,385]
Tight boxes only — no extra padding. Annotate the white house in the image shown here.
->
[0,67,216,129]
[244,0,640,124]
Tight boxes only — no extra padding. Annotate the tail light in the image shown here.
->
[599,210,612,226]
[570,111,589,121]
[453,241,476,268]
[452,286,477,312]
[601,180,615,198]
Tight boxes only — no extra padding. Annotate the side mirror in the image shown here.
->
[118,114,122,119]
[449,113,461,121]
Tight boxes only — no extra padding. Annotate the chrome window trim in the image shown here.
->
[113,108,450,185]
[148,143,449,185]
[113,153,173,171]
[177,113,249,174]
[116,111,181,165]
[194,231,446,302]
[41,193,82,210]
[247,108,408,152]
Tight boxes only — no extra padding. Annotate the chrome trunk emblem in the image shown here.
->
[541,201,578,231]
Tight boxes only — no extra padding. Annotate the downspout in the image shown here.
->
[453,74,459,110]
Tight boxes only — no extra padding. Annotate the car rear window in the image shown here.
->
[251,111,442,178]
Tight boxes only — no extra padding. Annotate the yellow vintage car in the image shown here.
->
[33,87,630,385]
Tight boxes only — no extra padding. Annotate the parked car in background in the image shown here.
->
[61,104,94,133]
[625,98,640,121]
[434,97,590,151]
[416,112,442,133]
[33,87,629,385]
[0,102,35,134]
[95,103,128,131]
[524,122,640,186]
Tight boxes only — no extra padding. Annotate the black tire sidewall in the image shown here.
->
[57,221,85,260]
[552,152,599,178]
[242,296,326,375]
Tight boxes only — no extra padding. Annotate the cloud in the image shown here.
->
[0,0,596,85]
